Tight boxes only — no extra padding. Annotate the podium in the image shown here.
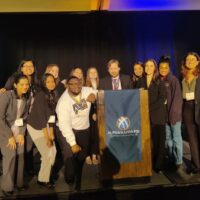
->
[97,89,152,180]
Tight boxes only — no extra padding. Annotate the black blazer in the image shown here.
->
[27,90,55,130]
[55,81,66,99]
[136,77,167,125]
[99,74,132,90]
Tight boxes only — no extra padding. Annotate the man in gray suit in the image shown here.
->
[99,59,132,90]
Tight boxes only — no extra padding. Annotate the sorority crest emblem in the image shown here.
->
[116,116,131,131]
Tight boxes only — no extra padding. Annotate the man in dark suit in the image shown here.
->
[99,59,132,90]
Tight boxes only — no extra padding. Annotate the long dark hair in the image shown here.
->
[40,73,57,110]
[17,59,39,93]
[132,61,144,82]
[13,73,29,99]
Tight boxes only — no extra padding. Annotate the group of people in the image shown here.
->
[132,52,200,179]
[0,52,200,196]
[0,60,102,196]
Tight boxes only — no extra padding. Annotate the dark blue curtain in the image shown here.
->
[0,11,200,86]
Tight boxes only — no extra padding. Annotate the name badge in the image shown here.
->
[48,115,56,123]
[14,118,23,127]
[186,92,195,101]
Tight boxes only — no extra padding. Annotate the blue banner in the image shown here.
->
[104,89,142,163]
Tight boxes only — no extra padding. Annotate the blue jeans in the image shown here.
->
[165,121,183,165]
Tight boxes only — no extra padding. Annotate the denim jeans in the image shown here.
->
[165,121,183,165]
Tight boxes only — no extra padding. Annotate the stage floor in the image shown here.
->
[0,141,200,200]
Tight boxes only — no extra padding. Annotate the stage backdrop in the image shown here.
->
[0,11,200,86]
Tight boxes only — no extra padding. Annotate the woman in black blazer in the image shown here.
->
[27,73,57,188]
[44,64,66,180]
[0,74,30,196]
[132,61,144,88]
[85,67,100,165]
[136,59,167,173]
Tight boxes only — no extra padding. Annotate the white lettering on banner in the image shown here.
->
[107,129,140,137]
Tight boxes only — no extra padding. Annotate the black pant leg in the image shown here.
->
[24,130,34,173]
[51,127,64,181]
[183,101,200,170]
[151,124,166,171]
[64,157,76,183]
